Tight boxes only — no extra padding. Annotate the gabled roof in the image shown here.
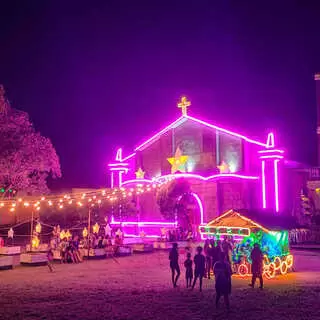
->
[136,114,267,151]
[121,114,268,162]
[206,209,270,233]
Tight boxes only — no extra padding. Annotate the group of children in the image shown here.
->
[169,242,232,309]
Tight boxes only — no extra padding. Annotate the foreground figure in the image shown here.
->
[214,253,232,310]
[169,243,180,287]
[184,252,193,288]
[249,243,264,289]
[192,246,206,291]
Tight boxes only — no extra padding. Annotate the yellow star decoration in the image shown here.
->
[167,147,189,174]
[135,167,145,179]
[217,161,230,174]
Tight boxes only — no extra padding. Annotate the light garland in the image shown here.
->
[0,183,164,213]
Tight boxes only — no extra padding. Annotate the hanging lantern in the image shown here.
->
[35,222,42,234]
[82,227,88,238]
[8,228,14,239]
[32,235,40,248]
[65,229,72,239]
[60,229,66,239]
[92,223,100,234]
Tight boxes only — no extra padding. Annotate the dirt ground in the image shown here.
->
[0,249,319,320]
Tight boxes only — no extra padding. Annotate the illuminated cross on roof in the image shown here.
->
[178,96,191,116]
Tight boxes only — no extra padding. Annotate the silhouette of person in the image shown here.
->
[169,243,180,287]
[192,246,206,291]
[249,243,264,289]
[214,252,232,310]
[184,252,193,288]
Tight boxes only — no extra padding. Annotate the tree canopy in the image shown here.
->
[0,85,61,196]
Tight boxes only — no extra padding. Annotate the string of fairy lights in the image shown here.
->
[0,182,166,213]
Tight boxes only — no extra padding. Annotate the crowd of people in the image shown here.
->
[47,224,125,269]
[169,238,264,310]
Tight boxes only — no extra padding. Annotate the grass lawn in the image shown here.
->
[0,250,319,320]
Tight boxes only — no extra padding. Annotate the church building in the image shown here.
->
[108,97,285,236]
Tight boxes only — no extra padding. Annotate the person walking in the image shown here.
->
[249,243,264,289]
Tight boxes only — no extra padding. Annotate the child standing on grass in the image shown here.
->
[184,252,193,288]
[192,246,206,291]
[214,252,232,310]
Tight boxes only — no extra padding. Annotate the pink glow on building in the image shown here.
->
[110,216,177,226]
[258,149,284,154]
[121,173,259,186]
[124,234,160,239]
[259,155,284,160]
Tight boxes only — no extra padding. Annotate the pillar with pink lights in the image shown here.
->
[108,148,128,188]
[259,133,284,213]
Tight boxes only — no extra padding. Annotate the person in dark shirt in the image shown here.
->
[192,246,206,291]
[184,252,193,288]
[169,243,180,287]
[249,243,264,289]
[214,252,232,310]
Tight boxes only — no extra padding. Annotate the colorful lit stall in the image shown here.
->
[199,210,293,279]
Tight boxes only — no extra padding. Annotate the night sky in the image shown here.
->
[1,1,320,189]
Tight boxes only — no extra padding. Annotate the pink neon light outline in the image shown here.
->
[261,160,266,209]
[186,115,267,147]
[109,167,129,172]
[258,149,284,154]
[121,152,136,162]
[135,116,186,151]
[274,159,280,212]
[266,133,275,148]
[134,115,267,151]
[191,192,204,225]
[124,234,160,238]
[121,179,154,185]
[110,216,177,227]
[108,163,129,167]
[121,173,259,186]
[177,192,204,225]
[259,155,284,160]
[112,221,177,226]
[115,148,122,161]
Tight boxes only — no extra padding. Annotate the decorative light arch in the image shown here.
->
[177,192,205,225]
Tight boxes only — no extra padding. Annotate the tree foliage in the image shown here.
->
[156,178,191,220]
[0,85,61,196]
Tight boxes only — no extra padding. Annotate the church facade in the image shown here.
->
[109,97,285,235]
